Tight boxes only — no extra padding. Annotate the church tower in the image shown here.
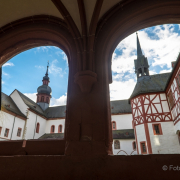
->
[36,62,52,111]
[134,33,150,80]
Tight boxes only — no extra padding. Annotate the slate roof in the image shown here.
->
[110,100,132,114]
[130,73,171,100]
[112,129,135,139]
[38,133,64,139]
[16,90,46,117]
[45,105,66,118]
[1,92,26,118]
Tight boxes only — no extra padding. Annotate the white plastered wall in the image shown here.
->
[111,114,133,129]
[10,90,28,115]
[148,122,180,154]
[112,139,137,155]
[45,119,65,133]
[135,124,146,154]
[24,110,47,140]
[0,111,25,140]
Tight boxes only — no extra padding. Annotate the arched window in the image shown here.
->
[51,125,55,133]
[41,96,44,102]
[132,141,136,150]
[112,121,116,130]
[46,97,49,103]
[37,96,39,102]
[114,140,120,149]
[36,123,40,133]
[58,125,62,133]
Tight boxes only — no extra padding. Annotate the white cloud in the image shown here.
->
[110,79,136,100]
[61,52,68,63]
[50,94,67,106]
[49,59,63,77]
[2,81,4,84]
[3,62,14,67]
[35,65,44,69]
[159,69,172,74]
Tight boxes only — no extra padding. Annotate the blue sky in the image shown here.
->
[2,24,180,106]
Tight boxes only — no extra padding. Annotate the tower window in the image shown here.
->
[4,128,9,137]
[17,128,22,137]
[0,126,2,135]
[41,96,44,102]
[46,97,49,103]
[58,125,62,133]
[51,125,55,133]
[112,121,116,130]
[132,141,136,150]
[114,140,120,149]
[36,123,40,133]
[152,124,162,135]
[140,142,147,154]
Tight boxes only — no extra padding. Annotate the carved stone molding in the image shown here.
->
[74,70,97,93]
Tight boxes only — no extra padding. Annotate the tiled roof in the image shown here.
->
[112,129,135,139]
[1,92,26,118]
[45,105,66,118]
[110,100,132,114]
[130,73,171,100]
[38,133,64,139]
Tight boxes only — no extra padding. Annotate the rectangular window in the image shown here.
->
[140,142,147,154]
[0,126,2,135]
[152,123,162,135]
[4,128,9,137]
[132,141,136,150]
[176,77,180,91]
[17,128,22,137]
[167,90,175,109]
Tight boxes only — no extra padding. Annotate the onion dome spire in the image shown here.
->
[43,61,50,81]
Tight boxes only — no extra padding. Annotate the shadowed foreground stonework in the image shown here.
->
[0,154,179,179]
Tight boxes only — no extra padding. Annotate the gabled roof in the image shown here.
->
[16,90,46,117]
[110,100,132,114]
[1,92,26,118]
[38,133,64,140]
[45,105,66,118]
[130,73,171,100]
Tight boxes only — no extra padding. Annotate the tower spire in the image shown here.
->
[134,32,150,80]
[45,61,49,76]
[136,32,143,58]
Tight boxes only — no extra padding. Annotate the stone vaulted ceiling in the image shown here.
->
[0,0,122,35]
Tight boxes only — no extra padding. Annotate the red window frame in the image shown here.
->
[112,121,116,130]
[46,97,49,103]
[132,141,136,150]
[58,125,63,133]
[36,123,40,133]
[152,123,163,135]
[140,141,147,154]
[17,128,22,137]
[4,128,9,137]
[51,125,55,133]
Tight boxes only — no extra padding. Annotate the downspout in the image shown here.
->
[33,114,37,139]
[10,115,16,140]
